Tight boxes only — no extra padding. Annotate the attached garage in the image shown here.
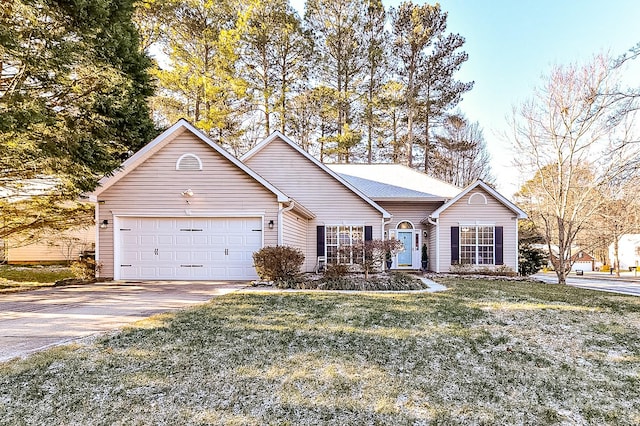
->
[115,217,263,280]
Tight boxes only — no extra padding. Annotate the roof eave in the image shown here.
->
[373,196,448,202]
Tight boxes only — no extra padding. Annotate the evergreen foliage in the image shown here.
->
[518,244,547,276]
[137,0,477,174]
[1,0,157,242]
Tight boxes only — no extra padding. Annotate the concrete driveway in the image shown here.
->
[0,281,247,362]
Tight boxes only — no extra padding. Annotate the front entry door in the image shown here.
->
[397,231,413,266]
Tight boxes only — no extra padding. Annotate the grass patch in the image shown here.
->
[0,265,74,292]
[1,279,639,424]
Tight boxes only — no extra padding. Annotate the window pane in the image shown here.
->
[327,246,338,265]
[460,227,476,245]
[478,226,494,245]
[478,246,494,264]
[460,246,475,264]
[326,226,337,245]
[352,226,363,243]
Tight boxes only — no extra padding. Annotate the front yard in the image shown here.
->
[0,265,74,292]
[1,279,639,424]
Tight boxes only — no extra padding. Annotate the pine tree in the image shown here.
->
[1,0,156,242]
[391,1,471,169]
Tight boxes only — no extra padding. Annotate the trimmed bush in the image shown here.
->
[449,263,516,277]
[253,246,304,288]
[303,271,428,291]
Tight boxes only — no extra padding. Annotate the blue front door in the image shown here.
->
[397,231,412,266]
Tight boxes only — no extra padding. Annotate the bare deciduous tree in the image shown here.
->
[511,54,639,284]
[431,114,493,187]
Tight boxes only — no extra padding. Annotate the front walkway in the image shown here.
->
[0,281,246,362]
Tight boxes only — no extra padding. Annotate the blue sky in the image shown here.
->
[292,0,640,195]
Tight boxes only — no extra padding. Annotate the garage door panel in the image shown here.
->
[140,220,159,232]
[192,235,208,245]
[210,220,226,231]
[139,251,156,262]
[121,234,139,245]
[192,252,209,262]
[209,235,225,245]
[157,235,173,245]
[246,233,262,244]
[211,251,226,261]
[227,235,244,246]
[118,217,262,280]
[140,235,156,245]
[157,251,173,262]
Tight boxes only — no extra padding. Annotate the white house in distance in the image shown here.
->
[90,119,527,281]
[609,234,640,270]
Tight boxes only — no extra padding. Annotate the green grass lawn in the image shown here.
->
[0,265,73,292]
[1,279,639,425]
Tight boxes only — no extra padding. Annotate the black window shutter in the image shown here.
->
[495,226,504,265]
[364,226,373,241]
[317,226,325,257]
[451,227,459,264]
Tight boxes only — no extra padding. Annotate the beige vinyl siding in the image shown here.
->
[97,130,279,279]
[437,188,519,272]
[7,227,95,264]
[377,201,442,231]
[244,137,383,271]
[428,222,437,272]
[282,210,307,254]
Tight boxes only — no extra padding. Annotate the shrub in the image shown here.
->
[312,271,427,291]
[253,246,304,288]
[324,262,351,278]
[519,244,548,276]
[449,263,516,276]
[70,259,100,281]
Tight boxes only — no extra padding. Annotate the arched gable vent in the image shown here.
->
[468,192,487,205]
[176,153,202,171]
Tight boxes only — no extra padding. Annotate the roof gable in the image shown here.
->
[430,180,528,219]
[91,119,289,203]
[242,131,391,218]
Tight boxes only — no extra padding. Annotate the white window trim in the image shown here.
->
[459,225,496,266]
[396,220,415,230]
[468,192,488,205]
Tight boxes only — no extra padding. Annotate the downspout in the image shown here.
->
[94,200,100,278]
[427,216,439,273]
[277,200,295,245]
[382,217,393,270]
[382,217,392,239]
[515,217,519,275]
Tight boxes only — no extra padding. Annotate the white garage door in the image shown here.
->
[117,217,262,280]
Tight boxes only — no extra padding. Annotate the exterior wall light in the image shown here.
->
[100,219,109,229]
[181,189,194,197]
[268,220,274,229]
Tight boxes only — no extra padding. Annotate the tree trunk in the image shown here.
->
[406,60,415,167]
[423,107,430,173]
[614,237,620,277]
